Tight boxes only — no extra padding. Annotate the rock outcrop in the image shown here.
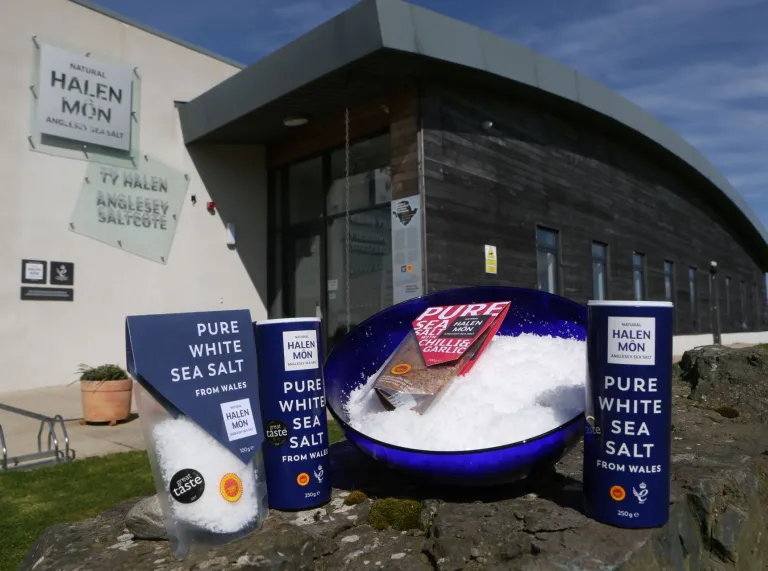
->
[21,345,768,570]
[678,344,768,423]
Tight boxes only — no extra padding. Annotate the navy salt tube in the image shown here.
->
[583,301,673,528]
[254,318,331,510]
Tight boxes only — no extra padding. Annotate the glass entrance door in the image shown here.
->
[326,207,393,347]
[269,132,401,355]
[286,224,324,323]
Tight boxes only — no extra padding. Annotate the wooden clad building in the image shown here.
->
[178,0,768,352]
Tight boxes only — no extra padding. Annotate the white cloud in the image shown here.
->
[495,0,768,224]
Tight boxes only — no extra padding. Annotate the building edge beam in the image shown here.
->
[178,0,385,145]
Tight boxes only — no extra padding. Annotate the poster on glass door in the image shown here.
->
[391,195,424,304]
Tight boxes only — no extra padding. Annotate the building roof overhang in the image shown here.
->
[177,0,768,270]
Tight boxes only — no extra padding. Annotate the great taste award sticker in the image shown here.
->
[170,469,205,504]
[265,419,289,446]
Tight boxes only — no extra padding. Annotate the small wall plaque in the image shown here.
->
[21,259,47,284]
[50,261,75,286]
[21,287,74,302]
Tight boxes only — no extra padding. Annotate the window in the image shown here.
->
[663,261,674,302]
[689,267,698,329]
[536,227,560,295]
[725,277,732,323]
[740,280,747,329]
[753,282,759,325]
[268,132,395,355]
[288,156,323,224]
[591,242,608,300]
[327,133,391,216]
[632,253,645,301]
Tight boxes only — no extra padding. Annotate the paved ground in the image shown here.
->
[0,383,144,469]
[0,341,758,469]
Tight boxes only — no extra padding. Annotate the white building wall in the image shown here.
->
[0,0,267,391]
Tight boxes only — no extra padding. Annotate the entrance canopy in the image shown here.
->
[177,0,768,267]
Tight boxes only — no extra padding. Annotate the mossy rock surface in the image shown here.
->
[367,497,422,531]
[344,490,368,506]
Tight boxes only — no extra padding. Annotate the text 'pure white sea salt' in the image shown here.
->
[345,333,586,451]
[152,416,265,534]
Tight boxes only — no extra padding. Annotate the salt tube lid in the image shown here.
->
[255,317,322,326]
[586,300,673,307]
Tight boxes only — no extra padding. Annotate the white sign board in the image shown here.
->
[36,43,134,151]
[391,195,424,304]
[607,316,656,366]
[24,262,45,282]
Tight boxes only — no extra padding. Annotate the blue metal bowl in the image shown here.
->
[324,286,587,487]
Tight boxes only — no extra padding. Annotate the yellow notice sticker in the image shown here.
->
[485,245,497,274]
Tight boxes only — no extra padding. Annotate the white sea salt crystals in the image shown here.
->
[151,416,267,534]
[345,333,586,451]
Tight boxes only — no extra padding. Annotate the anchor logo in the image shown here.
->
[633,482,649,504]
[314,464,324,483]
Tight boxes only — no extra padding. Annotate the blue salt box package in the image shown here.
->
[126,309,269,559]
[254,317,331,511]
[582,301,673,529]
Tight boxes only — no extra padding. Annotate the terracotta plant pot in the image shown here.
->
[80,378,133,425]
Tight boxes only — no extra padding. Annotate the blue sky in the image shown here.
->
[91,0,768,227]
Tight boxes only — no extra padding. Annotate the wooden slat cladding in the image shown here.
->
[266,84,419,168]
[421,82,767,336]
[390,95,419,200]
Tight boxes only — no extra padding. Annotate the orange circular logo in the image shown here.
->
[610,485,626,502]
[219,473,243,502]
[391,364,412,375]
[297,472,310,486]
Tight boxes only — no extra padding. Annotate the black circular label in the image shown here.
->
[265,419,289,446]
[169,469,205,504]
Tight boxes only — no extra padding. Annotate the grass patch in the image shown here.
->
[327,416,345,444]
[0,450,154,571]
[1,416,346,570]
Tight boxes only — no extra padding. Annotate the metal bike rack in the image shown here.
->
[0,403,76,472]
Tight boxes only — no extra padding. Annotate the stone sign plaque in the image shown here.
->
[69,156,189,264]
[36,43,134,152]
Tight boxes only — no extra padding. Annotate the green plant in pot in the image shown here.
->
[78,363,133,426]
